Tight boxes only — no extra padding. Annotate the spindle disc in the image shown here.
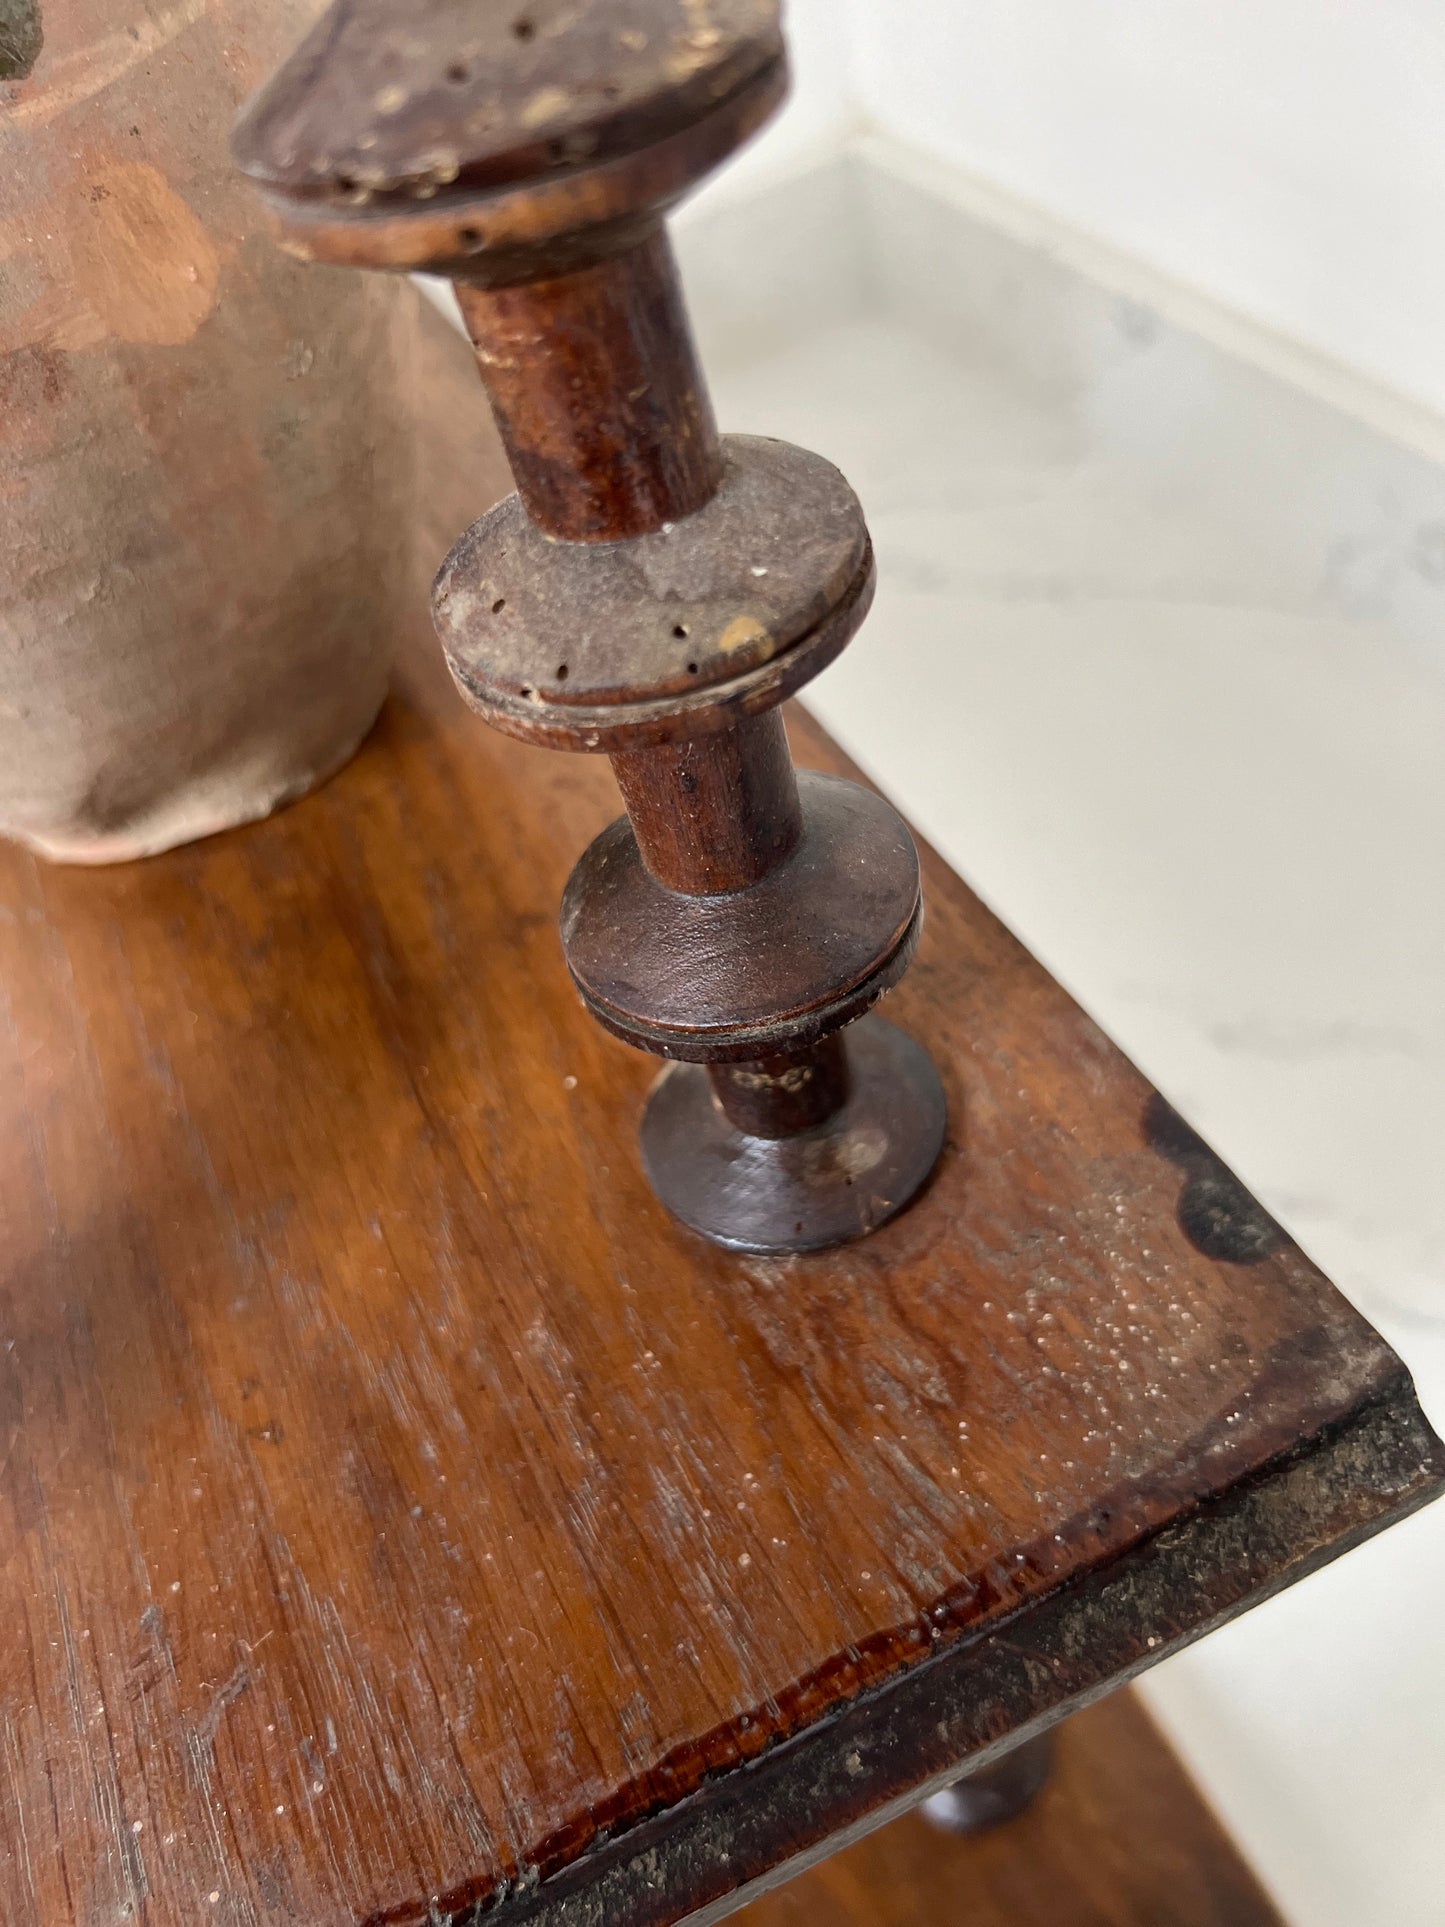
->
[561,772,922,1062]
[435,436,873,751]
[231,0,786,277]
[640,1015,947,1252]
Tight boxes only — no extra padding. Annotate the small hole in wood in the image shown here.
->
[512,17,535,40]
[446,61,470,83]
[520,685,533,699]
[686,662,699,675]
[336,173,358,193]
[459,226,481,247]
[492,597,506,613]
[672,623,689,639]
[556,664,569,681]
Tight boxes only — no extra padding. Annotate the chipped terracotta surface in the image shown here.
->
[0,159,222,353]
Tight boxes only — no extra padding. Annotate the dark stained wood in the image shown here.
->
[558,771,921,1058]
[235,0,938,1241]
[641,1015,947,1252]
[232,0,785,212]
[920,1729,1056,1835]
[738,1692,1284,1927]
[611,714,803,896]
[1,303,1440,1927]
[455,230,721,541]
[230,1,788,281]
[708,1032,849,1139]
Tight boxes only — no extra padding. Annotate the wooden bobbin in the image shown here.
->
[233,0,946,1252]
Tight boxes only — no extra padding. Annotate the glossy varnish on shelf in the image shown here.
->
[0,312,1441,1927]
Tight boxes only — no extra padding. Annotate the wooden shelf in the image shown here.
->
[1,300,1439,1927]
[739,1691,1282,1927]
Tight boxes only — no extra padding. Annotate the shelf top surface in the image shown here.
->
[2,309,1439,1927]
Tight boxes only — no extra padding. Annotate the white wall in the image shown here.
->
[842,0,1445,422]
[701,0,857,204]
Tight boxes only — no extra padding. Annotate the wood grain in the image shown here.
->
[738,1691,1283,1927]
[610,715,803,896]
[454,231,721,542]
[1,307,1440,1927]
[234,0,920,1236]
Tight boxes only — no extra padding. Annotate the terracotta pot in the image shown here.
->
[0,0,415,861]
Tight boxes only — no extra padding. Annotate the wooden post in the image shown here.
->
[232,0,945,1251]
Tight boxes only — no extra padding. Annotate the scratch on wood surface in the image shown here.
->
[2,1710,37,1911]
[196,1662,254,1748]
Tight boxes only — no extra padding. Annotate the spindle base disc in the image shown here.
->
[640,1015,946,1254]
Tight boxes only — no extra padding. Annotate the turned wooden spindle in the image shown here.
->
[232,0,946,1251]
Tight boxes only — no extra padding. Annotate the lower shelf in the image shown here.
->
[739,1692,1282,1927]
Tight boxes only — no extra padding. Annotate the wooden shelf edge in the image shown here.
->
[477,1374,1443,1927]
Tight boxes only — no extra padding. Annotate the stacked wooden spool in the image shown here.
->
[233,0,945,1252]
